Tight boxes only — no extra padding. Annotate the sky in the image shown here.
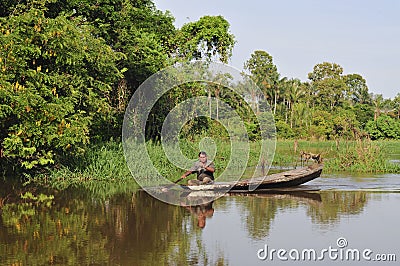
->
[153,0,400,99]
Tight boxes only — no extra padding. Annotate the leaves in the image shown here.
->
[366,115,400,140]
[176,15,235,63]
[1,0,398,176]
[0,2,122,170]
[0,1,239,173]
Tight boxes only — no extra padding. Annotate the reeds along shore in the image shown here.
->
[275,139,400,173]
[23,139,400,192]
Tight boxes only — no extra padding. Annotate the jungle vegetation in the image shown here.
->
[1,0,399,176]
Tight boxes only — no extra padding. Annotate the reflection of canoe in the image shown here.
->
[181,190,322,203]
[181,164,323,192]
[226,190,322,202]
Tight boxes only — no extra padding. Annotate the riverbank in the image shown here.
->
[19,139,399,193]
[275,139,400,172]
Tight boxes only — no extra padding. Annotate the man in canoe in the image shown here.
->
[180,151,215,185]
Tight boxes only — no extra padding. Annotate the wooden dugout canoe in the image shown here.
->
[181,164,323,192]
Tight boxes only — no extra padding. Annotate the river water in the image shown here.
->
[1,172,399,265]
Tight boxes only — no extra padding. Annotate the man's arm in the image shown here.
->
[182,161,201,179]
[181,170,193,179]
[203,161,215,173]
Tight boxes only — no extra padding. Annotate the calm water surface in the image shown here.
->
[1,172,400,265]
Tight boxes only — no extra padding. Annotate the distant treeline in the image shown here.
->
[0,0,399,173]
[244,52,400,141]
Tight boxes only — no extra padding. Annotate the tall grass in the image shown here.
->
[324,140,400,173]
[143,138,265,181]
[276,139,400,173]
[26,141,136,191]
[28,139,399,196]
[29,138,267,190]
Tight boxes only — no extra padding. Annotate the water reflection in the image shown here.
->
[309,191,367,224]
[219,191,322,240]
[1,184,399,265]
[183,202,214,229]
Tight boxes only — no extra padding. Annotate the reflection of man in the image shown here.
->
[181,151,215,186]
[184,201,214,229]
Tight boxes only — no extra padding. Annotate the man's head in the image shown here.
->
[198,151,207,163]
[197,213,206,228]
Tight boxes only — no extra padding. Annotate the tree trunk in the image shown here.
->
[285,98,288,123]
[290,103,294,128]
[208,90,212,117]
[215,87,219,120]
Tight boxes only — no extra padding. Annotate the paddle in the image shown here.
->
[173,177,184,184]
[160,177,184,192]
[163,160,213,190]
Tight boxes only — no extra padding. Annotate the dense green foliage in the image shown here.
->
[365,115,400,139]
[244,54,400,141]
[0,0,235,172]
[0,1,124,170]
[0,0,399,176]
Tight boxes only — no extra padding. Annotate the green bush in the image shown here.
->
[0,3,123,170]
[275,120,295,139]
[365,115,400,140]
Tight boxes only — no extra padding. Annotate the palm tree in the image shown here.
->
[372,94,383,121]
[271,75,284,115]
[285,79,304,128]
[394,93,400,119]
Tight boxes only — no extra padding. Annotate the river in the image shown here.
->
[1,171,399,265]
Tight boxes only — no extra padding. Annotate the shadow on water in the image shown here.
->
[2,174,397,265]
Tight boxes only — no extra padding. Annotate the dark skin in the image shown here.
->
[180,153,215,180]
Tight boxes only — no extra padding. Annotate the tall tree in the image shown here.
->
[308,62,347,110]
[0,0,123,169]
[144,15,236,141]
[244,50,279,111]
[175,15,235,63]
[394,93,400,119]
[308,62,343,82]
[0,0,178,141]
[285,79,304,128]
[372,94,384,120]
[344,73,371,105]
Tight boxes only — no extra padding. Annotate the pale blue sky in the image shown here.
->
[153,0,400,99]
